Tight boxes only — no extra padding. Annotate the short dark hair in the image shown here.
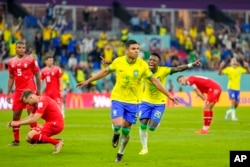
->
[176,75,184,82]
[151,52,161,61]
[125,40,138,48]
[21,90,34,102]
[45,55,54,61]
[16,40,26,46]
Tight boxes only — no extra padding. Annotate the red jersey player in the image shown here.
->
[40,56,64,116]
[177,75,222,134]
[8,90,64,154]
[7,41,41,146]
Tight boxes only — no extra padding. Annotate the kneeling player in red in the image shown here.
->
[177,75,222,134]
[8,90,64,153]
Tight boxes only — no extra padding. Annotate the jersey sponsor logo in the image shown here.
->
[24,63,27,68]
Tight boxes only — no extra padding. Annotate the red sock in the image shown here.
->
[31,134,59,145]
[13,118,20,141]
[29,122,37,130]
[203,110,213,127]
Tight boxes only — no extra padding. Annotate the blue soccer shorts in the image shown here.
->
[228,89,240,102]
[111,100,139,124]
[139,101,165,124]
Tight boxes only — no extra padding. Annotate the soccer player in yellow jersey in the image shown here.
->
[76,40,179,162]
[218,58,250,120]
[139,53,201,155]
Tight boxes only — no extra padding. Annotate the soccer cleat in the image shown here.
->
[112,133,120,148]
[53,139,64,154]
[232,117,238,121]
[196,129,209,134]
[8,141,20,146]
[139,148,148,155]
[115,153,123,162]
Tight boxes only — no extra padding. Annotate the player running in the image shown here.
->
[138,53,201,155]
[177,75,222,134]
[218,58,250,120]
[8,90,64,154]
[77,40,179,162]
[7,40,41,146]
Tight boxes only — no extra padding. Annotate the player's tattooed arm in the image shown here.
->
[171,59,201,74]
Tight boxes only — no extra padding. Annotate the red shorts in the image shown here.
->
[44,93,62,106]
[12,92,34,111]
[33,121,64,137]
[206,87,222,103]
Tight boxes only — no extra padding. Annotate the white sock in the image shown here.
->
[118,135,130,154]
[231,109,237,119]
[225,109,232,118]
[203,126,209,130]
[139,129,148,149]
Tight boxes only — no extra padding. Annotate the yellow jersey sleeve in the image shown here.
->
[142,66,171,104]
[222,67,230,75]
[239,66,247,74]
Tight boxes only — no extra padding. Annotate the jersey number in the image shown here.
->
[46,76,51,82]
[17,69,22,76]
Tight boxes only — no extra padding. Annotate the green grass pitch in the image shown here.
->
[0,107,250,167]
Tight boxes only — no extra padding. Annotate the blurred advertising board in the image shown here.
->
[1,92,250,110]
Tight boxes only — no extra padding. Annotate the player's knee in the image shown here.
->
[122,127,131,136]
[148,126,157,131]
[140,123,147,130]
[27,130,37,139]
[26,136,32,143]
[113,125,121,132]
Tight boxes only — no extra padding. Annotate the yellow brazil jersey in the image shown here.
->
[142,66,172,104]
[222,66,247,90]
[62,72,70,90]
[109,56,153,104]
[43,28,52,41]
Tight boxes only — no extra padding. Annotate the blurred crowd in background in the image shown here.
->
[0,1,250,93]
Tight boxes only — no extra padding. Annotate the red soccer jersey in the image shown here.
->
[8,55,39,92]
[33,95,63,122]
[187,76,221,93]
[41,66,62,96]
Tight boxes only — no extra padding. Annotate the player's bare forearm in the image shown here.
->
[243,62,250,73]
[18,113,41,125]
[194,89,206,101]
[7,76,14,95]
[35,72,41,94]
[149,77,171,98]
[171,59,201,74]
[171,64,189,74]
[87,68,111,83]
[218,61,226,75]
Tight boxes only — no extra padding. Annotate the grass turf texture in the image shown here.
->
[0,107,249,167]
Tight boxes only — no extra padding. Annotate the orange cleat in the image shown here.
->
[196,129,209,134]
